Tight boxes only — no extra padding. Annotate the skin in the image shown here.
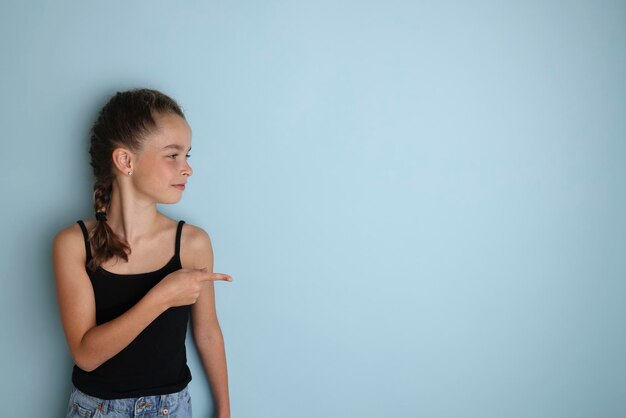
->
[52,112,232,418]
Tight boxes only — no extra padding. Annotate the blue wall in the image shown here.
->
[0,1,624,416]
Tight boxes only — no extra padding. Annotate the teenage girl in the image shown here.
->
[52,88,232,418]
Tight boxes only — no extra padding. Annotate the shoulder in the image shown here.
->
[52,221,91,264]
[53,221,87,248]
[179,222,214,270]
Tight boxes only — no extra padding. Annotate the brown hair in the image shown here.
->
[86,88,185,271]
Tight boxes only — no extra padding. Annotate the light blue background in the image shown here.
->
[0,1,624,417]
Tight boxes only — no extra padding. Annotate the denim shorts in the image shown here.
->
[65,385,192,417]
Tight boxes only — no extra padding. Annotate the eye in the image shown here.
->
[168,154,192,160]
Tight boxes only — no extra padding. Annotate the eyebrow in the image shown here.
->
[162,144,192,152]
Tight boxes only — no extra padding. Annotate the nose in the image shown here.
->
[182,160,193,177]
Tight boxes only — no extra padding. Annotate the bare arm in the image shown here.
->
[187,226,231,418]
[52,226,168,372]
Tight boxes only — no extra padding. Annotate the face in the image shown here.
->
[129,113,193,204]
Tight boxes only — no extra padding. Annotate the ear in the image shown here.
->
[111,147,134,175]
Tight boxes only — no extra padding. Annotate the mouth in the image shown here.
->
[172,184,186,191]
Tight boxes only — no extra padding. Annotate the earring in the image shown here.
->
[128,171,133,176]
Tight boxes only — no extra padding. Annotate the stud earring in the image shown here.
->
[128,171,133,176]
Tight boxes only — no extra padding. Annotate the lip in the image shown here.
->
[172,184,186,191]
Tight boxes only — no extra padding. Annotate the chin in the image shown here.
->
[160,195,183,205]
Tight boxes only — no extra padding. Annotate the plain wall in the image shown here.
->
[0,1,624,417]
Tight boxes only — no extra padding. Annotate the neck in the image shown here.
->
[105,180,162,245]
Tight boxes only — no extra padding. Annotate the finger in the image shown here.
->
[197,267,232,280]
[210,273,233,282]
[197,272,233,282]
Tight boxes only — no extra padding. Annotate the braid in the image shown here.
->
[87,178,131,271]
[93,178,112,213]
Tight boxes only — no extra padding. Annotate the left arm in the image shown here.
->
[185,226,231,418]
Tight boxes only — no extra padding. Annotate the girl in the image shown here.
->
[52,88,232,418]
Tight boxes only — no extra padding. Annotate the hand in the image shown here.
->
[150,267,232,309]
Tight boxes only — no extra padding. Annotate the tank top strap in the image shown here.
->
[76,220,92,263]
[175,220,186,259]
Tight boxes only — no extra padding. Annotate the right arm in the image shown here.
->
[52,224,230,372]
[52,226,168,372]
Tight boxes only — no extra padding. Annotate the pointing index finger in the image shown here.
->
[198,270,233,282]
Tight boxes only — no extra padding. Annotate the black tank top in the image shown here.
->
[72,220,192,400]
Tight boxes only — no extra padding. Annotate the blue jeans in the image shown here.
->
[65,385,192,417]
